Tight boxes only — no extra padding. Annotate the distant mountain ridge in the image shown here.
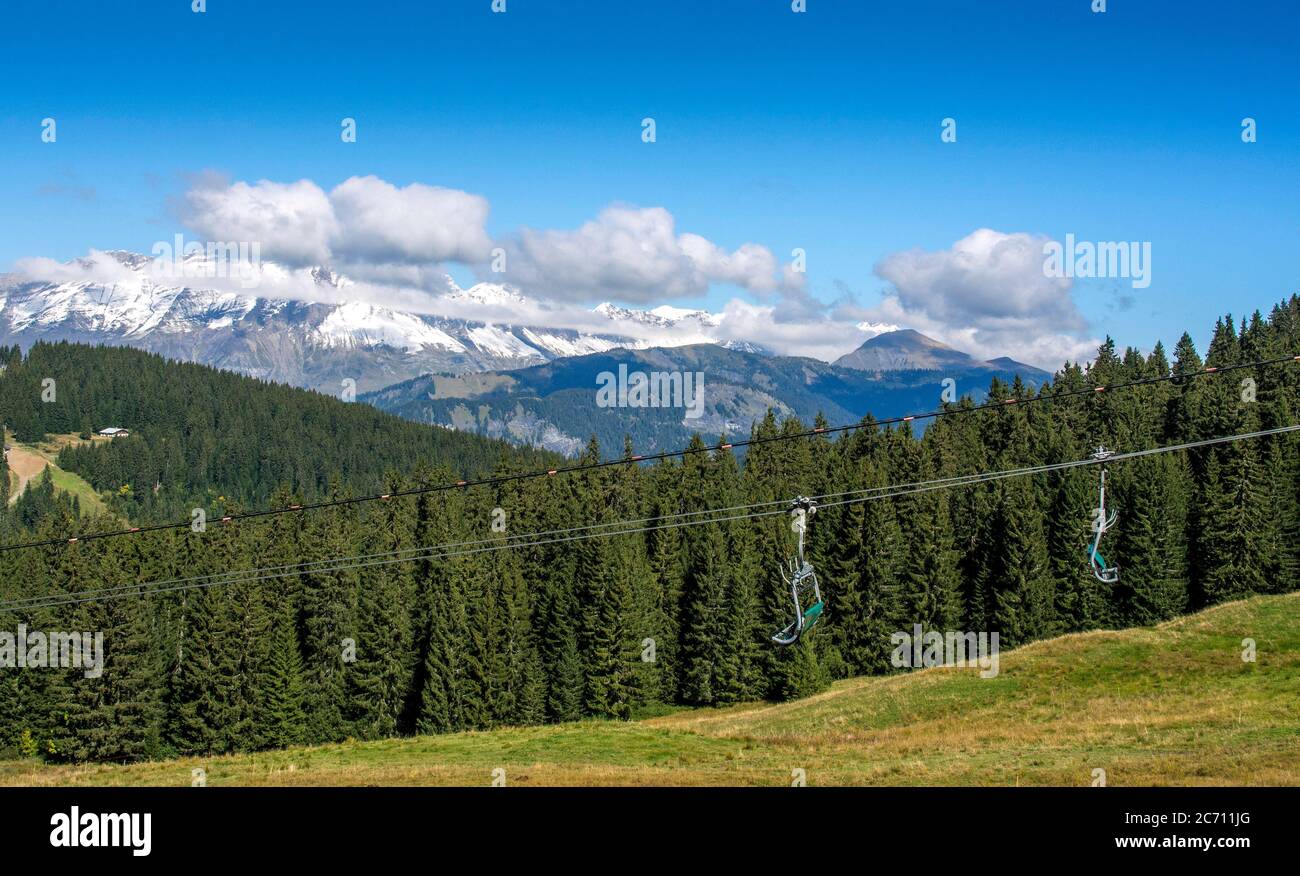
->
[833,328,1040,375]
[2,252,1049,435]
[363,338,1052,456]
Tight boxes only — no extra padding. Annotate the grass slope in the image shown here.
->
[4,433,108,515]
[3,593,1297,787]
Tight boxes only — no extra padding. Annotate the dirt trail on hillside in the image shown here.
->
[5,445,49,505]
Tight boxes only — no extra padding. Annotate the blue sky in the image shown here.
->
[1,0,1297,366]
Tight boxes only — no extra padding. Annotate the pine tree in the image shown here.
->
[821,454,868,677]
[260,600,307,749]
[894,430,962,635]
[167,515,259,755]
[300,491,360,743]
[492,547,547,726]
[541,585,585,722]
[344,475,415,739]
[710,442,764,703]
[417,550,484,733]
[983,476,1054,648]
[1199,439,1269,604]
[677,437,730,704]
[645,489,685,703]
[48,538,163,762]
[853,457,906,673]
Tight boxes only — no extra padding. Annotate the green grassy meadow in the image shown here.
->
[3,592,1296,787]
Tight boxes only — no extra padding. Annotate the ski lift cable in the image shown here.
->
[6,422,1295,612]
[7,423,1297,611]
[4,505,797,611]
[1,353,1294,555]
[0,458,1098,610]
[0,445,1149,609]
[10,422,1300,611]
[0,493,801,609]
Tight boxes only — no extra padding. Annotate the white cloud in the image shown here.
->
[498,205,797,303]
[864,229,1096,369]
[183,178,337,266]
[712,298,875,362]
[328,260,459,294]
[329,176,493,265]
[180,175,492,270]
[678,234,783,295]
[875,229,1083,328]
[178,179,796,306]
[14,250,144,286]
[17,180,1096,373]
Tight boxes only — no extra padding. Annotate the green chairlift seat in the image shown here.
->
[772,497,825,646]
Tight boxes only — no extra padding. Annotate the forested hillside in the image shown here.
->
[0,342,557,522]
[1,298,1298,763]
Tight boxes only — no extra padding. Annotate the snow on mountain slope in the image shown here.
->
[465,324,542,358]
[317,302,466,352]
[649,304,717,323]
[593,301,719,329]
[0,251,734,393]
[448,282,529,307]
[520,328,621,358]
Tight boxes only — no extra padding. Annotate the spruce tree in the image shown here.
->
[677,437,730,704]
[300,492,360,743]
[344,475,415,739]
[261,600,308,749]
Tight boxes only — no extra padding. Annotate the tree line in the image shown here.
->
[1,296,1298,762]
[0,341,557,523]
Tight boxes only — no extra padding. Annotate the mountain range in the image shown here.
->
[2,251,1051,455]
[362,337,1050,456]
[0,251,731,393]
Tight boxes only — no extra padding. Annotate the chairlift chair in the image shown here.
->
[772,497,824,646]
[1088,446,1120,584]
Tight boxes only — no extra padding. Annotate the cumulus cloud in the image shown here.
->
[861,229,1097,368]
[678,234,784,295]
[497,205,798,303]
[178,178,795,305]
[329,176,493,265]
[329,261,459,295]
[16,176,1095,373]
[183,178,338,265]
[180,175,491,271]
[713,299,873,362]
[875,228,1084,329]
[15,249,145,286]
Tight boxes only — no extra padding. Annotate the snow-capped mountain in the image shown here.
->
[0,251,732,393]
[592,301,717,328]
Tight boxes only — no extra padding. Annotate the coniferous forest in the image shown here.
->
[1,297,1298,763]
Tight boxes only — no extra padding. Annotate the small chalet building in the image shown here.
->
[97,427,131,438]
